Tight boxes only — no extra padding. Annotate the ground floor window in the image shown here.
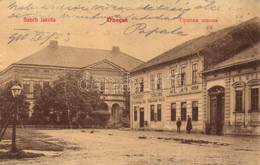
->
[192,101,198,121]
[251,88,259,112]
[134,106,138,121]
[171,103,176,121]
[150,105,154,121]
[181,102,187,121]
[235,90,243,112]
[157,104,161,121]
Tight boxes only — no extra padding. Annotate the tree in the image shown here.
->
[0,82,30,124]
[30,83,52,124]
[33,71,104,125]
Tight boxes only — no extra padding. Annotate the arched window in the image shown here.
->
[248,80,260,112]
[232,82,245,113]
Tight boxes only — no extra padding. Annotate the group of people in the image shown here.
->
[176,115,192,133]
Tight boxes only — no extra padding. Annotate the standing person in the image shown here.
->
[176,118,182,133]
[186,115,192,133]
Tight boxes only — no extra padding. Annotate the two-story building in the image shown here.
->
[0,41,144,123]
[130,17,260,134]
[130,54,204,132]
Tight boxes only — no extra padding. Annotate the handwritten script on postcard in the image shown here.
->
[3,0,245,45]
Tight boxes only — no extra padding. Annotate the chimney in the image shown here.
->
[49,40,58,49]
[112,46,120,53]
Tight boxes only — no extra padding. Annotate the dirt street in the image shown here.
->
[1,129,259,165]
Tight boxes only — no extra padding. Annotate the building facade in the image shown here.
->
[0,41,144,123]
[130,17,260,134]
[130,55,204,132]
[202,43,260,135]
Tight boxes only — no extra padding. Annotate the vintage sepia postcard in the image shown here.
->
[0,0,259,164]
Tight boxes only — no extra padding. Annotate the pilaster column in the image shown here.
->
[29,80,33,93]
[225,78,231,125]
[244,85,250,125]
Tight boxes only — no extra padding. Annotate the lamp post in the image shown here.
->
[11,82,22,152]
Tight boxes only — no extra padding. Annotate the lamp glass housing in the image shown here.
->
[11,83,22,98]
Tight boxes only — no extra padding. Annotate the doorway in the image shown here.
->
[112,103,120,123]
[208,86,225,135]
[139,108,144,128]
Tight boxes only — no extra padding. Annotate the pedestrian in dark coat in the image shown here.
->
[186,115,192,133]
[176,118,182,133]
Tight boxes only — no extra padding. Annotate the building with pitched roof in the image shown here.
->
[0,41,144,124]
[202,43,260,135]
[130,17,260,135]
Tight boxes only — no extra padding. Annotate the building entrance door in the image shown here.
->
[111,103,120,123]
[139,108,144,128]
[208,86,225,135]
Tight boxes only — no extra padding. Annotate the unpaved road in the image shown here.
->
[1,129,259,165]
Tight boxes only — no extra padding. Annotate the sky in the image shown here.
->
[0,0,259,70]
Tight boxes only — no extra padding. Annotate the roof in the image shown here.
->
[15,42,144,71]
[131,17,260,73]
[203,42,260,72]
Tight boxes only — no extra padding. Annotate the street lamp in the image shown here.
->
[11,82,22,152]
